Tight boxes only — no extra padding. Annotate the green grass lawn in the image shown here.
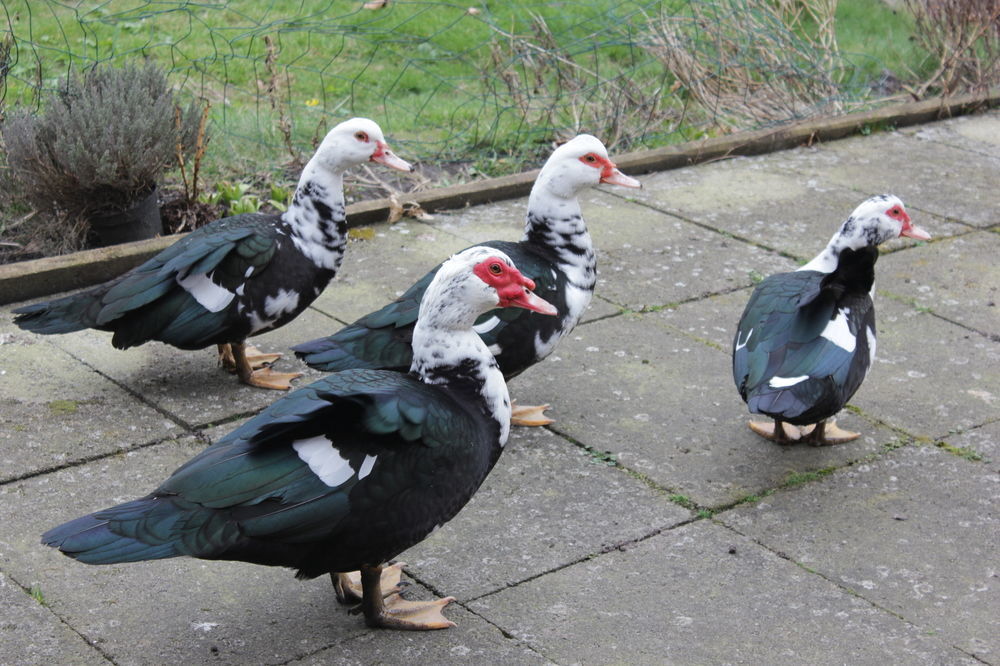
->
[2,0,932,184]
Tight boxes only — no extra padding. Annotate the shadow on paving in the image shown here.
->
[1,111,997,665]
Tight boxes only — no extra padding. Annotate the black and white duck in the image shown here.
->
[733,194,930,445]
[13,118,411,390]
[292,134,640,424]
[42,246,556,630]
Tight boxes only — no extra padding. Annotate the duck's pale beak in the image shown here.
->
[506,286,558,315]
[600,163,641,189]
[900,219,931,241]
[371,141,413,172]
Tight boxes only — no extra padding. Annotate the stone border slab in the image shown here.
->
[2,93,996,305]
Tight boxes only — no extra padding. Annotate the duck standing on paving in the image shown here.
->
[42,246,557,631]
[293,134,640,425]
[12,118,412,390]
[732,194,931,445]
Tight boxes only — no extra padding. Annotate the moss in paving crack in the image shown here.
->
[29,584,46,606]
[47,399,78,414]
[782,467,836,488]
[668,494,697,510]
[934,441,985,462]
[881,437,909,453]
[730,489,775,508]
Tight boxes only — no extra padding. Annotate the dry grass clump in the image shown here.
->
[483,12,675,150]
[643,0,844,131]
[905,0,1000,97]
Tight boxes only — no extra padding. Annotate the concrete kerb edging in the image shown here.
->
[2,91,997,306]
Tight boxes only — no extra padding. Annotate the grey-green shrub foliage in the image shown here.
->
[3,63,203,215]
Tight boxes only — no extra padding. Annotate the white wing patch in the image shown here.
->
[734,327,753,351]
[473,315,501,335]
[177,271,235,312]
[821,308,856,353]
[866,326,877,368]
[769,375,809,388]
[292,436,354,487]
[264,289,301,318]
[358,454,377,480]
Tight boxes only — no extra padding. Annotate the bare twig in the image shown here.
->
[263,34,302,167]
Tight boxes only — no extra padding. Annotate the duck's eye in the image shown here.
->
[355,131,369,142]
[584,154,597,163]
[489,263,503,275]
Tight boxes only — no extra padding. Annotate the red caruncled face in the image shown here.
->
[886,202,930,240]
[473,258,557,315]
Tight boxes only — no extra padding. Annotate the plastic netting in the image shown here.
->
[1,0,888,168]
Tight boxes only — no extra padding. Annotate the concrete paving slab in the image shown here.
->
[0,570,109,665]
[721,445,999,660]
[468,520,975,665]
[652,288,749,351]
[29,328,289,428]
[1,436,514,665]
[511,313,899,509]
[309,220,473,324]
[0,320,179,482]
[588,195,798,310]
[899,111,1000,159]
[622,159,964,261]
[290,605,549,665]
[770,130,1000,228]
[879,231,1000,338]
[865,298,1000,440]
[402,425,690,601]
[6,297,360,431]
[1,113,997,664]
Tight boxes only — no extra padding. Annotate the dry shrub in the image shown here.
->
[644,0,844,131]
[905,0,1000,97]
[483,13,673,150]
[2,63,203,217]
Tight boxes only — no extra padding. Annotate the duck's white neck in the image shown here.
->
[522,185,595,279]
[409,293,512,447]
[283,161,348,271]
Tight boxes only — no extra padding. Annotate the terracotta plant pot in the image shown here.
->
[88,186,162,247]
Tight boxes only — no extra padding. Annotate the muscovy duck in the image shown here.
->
[13,118,412,390]
[732,194,931,445]
[42,246,556,631]
[292,134,640,425]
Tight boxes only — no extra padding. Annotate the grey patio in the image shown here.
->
[1,110,997,665]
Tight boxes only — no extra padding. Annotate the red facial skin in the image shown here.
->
[886,203,931,241]
[578,153,641,188]
[473,258,557,315]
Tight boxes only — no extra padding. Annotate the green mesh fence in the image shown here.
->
[1,0,887,170]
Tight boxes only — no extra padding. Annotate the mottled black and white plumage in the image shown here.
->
[42,246,555,631]
[13,118,411,389]
[733,194,930,445]
[293,134,640,423]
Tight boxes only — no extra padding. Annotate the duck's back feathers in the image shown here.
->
[14,213,289,347]
[294,240,568,378]
[42,368,494,577]
[733,246,878,424]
